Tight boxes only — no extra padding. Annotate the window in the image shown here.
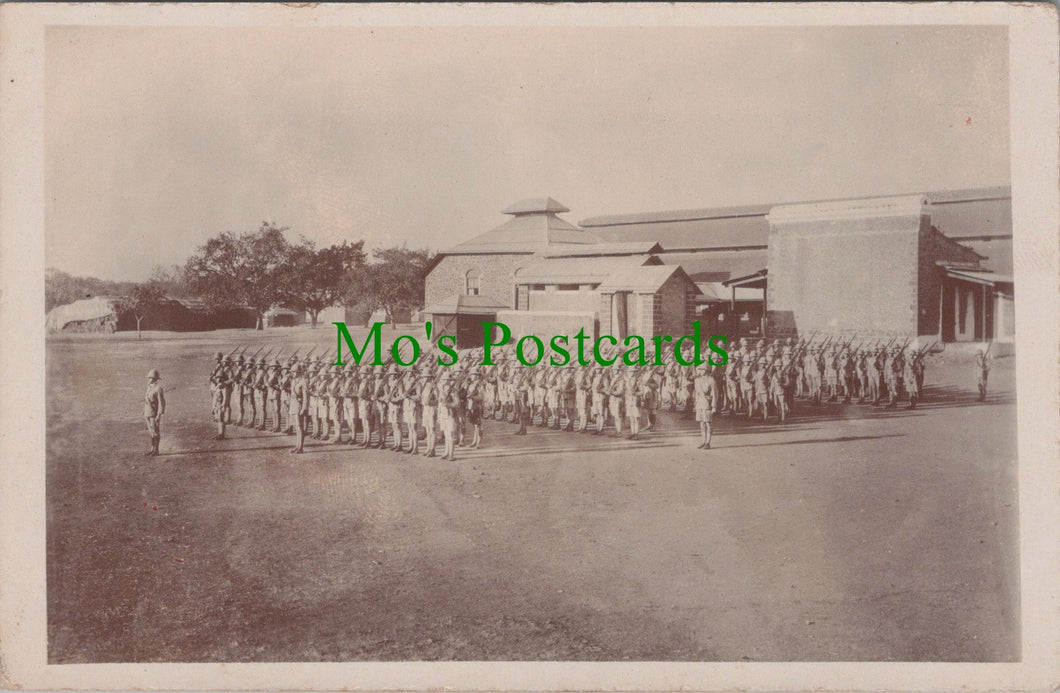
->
[530,284,546,291]
[557,284,579,291]
[465,269,480,296]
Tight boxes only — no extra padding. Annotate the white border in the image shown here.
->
[2,3,1057,690]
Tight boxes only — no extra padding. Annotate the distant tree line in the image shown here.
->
[47,222,436,332]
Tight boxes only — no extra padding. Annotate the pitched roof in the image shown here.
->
[579,186,1011,250]
[597,265,701,294]
[502,197,570,215]
[422,293,512,316]
[537,241,663,258]
[443,205,605,255]
[514,255,659,285]
[657,249,769,282]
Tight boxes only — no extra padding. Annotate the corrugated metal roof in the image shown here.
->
[657,249,769,282]
[941,267,1014,287]
[696,282,764,302]
[956,238,1012,274]
[537,241,663,258]
[579,187,1011,250]
[502,197,570,215]
[597,265,700,294]
[444,213,605,255]
[515,255,657,284]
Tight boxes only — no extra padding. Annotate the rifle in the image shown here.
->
[248,345,265,360]
[226,344,241,358]
[303,344,318,361]
[237,345,250,356]
[983,340,993,358]
[288,348,300,362]
[260,347,274,362]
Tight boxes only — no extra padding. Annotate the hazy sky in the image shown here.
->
[45,24,1009,281]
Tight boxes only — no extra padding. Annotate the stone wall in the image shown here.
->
[424,254,529,309]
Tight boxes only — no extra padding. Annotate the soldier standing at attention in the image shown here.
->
[210,360,231,441]
[693,363,717,450]
[144,369,166,456]
[466,367,485,449]
[975,348,991,401]
[290,362,311,454]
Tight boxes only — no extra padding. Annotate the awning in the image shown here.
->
[722,268,768,289]
[422,293,511,316]
[942,266,1014,288]
[695,282,763,303]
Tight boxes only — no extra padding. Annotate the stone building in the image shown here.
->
[425,187,1013,347]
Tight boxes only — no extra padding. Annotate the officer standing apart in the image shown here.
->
[144,369,166,457]
[975,347,991,401]
[693,363,717,450]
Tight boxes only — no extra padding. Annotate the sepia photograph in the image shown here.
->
[1,2,1058,691]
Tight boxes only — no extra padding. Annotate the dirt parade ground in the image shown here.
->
[46,326,1019,663]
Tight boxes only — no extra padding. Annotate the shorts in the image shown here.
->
[695,408,713,423]
[145,416,161,437]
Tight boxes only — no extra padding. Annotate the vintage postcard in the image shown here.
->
[1,2,1057,691]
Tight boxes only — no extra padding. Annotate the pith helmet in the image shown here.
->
[147,369,160,380]
[215,351,224,360]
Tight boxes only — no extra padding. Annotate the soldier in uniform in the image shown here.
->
[607,363,626,437]
[267,358,283,433]
[465,367,485,449]
[290,361,311,454]
[282,360,296,435]
[693,363,717,450]
[403,367,422,453]
[144,369,166,456]
[574,363,591,433]
[975,348,991,401]
[591,365,609,435]
[513,364,531,436]
[438,372,459,460]
[419,365,439,456]
[624,364,642,440]
[210,355,231,440]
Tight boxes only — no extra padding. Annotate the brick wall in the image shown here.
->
[424,254,530,309]
[917,222,983,337]
[657,274,695,339]
[767,209,921,337]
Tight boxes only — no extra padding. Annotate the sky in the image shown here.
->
[45,24,1009,281]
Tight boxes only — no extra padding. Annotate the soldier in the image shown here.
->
[465,367,485,449]
[420,366,439,456]
[625,365,642,440]
[903,348,920,409]
[239,357,254,428]
[769,360,788,422]
[267,358,283,433]
[513,364,531,435]
[885,346,903,409]
[753,357,770,419]
[607,364,626,437]
[642,367,660,432]
[693,363,717,450]
[290,362,311,454]
[574,363,591,433]
[975,347,991,401]
[325,364,344,443]
[857,348,874,405]
[403,367,422,454]
[210,356,231,440]
[284,358,299,435]
[143,369,166,456]
[234,354,248,426]
[384,368,403,451]
[342,364,360,446]
[255,358,271,428]
[590,365,608,435]
[438,372,459,460]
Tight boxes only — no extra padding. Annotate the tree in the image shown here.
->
[45,268,137,312]
[148,264,189,298]
[354,245,435,328]
[116,284,167,339]
[184,222,293,330]
[280,239,367,328]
